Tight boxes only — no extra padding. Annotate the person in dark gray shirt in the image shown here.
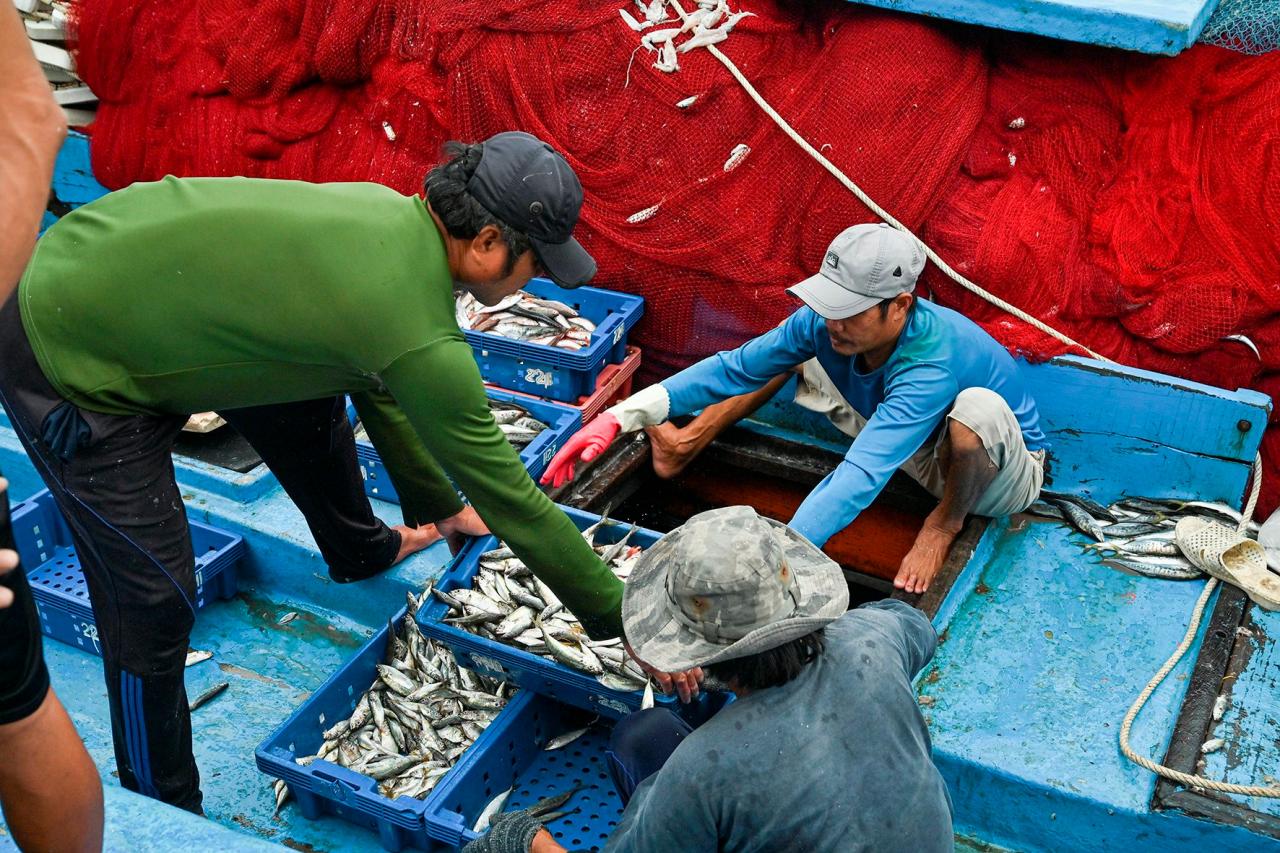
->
[465,505,951,853]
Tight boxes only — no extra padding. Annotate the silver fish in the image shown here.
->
[473,786,514,833]
[1053,498,1108,542]
[185,649,213,667]
[544,726,590,751]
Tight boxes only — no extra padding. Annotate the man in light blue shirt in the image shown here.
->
[544,223,1047,594]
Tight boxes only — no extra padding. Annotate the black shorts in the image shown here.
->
[0,480,50,725]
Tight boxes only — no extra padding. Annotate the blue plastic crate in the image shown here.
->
[9,489,243,657]
[353,390,580,505]
[257,611,542,852]
[256,613,443,850]
[425,695,621,851]
[465,279,644,403]
[418,505,663,719]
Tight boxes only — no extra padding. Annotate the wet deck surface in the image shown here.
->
[925,514,1280,850]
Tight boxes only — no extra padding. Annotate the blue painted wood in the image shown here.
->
[1026,356,1268,505]
[51,130,109,206]
[1202,604,1280,817]
[847,0,1221,54]
[922,517,1278,851]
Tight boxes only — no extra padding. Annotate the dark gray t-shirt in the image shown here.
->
[605,600,952,853]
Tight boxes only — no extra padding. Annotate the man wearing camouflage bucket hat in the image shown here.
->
[475,505,953,853]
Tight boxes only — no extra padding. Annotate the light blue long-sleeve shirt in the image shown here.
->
[662,300,1046,547]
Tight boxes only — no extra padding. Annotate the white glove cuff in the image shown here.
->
[606,383,671,433]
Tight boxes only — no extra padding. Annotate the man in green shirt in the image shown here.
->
[0,131,633,812]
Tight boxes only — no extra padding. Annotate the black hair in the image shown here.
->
[703,629,826,692]
[424,141,533,277]
[877,292,916,319]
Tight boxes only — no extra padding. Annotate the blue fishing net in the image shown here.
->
[1201,0,1280,54]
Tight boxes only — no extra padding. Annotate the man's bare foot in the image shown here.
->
[894,524,958,594]
[645,423,700,480]
[391,524,442,565]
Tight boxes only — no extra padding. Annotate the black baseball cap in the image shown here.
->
[466,131,596,288]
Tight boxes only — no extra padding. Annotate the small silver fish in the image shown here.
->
[544,726,590,751]
[473,786,513,833]
[278,611,299,626]
[185,649,213,667]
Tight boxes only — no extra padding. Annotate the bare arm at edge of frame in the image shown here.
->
[0,7,66,297]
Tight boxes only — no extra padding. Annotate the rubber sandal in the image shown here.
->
[1175,517,1280,610]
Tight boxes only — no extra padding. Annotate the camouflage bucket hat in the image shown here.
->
[622,506,848,673]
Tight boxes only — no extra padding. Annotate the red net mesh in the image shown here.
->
[69,0,1280,511]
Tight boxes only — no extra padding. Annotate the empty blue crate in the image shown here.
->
[466,278,644,403]
[10,489,243,656]
[426,694,622,851]
[354,390,579,505]
[418,505,663,719]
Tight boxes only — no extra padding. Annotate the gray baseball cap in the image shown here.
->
[622,506,848,673]
[787,223,926,320]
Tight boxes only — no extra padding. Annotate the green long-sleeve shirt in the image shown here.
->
[18,176,624,638]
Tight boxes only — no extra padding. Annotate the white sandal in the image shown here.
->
[1175,516,1280,610]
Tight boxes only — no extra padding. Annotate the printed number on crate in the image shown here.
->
[524,368,555,388]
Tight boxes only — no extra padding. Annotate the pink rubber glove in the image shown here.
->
[540,413,621,489]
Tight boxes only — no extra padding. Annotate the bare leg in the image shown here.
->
[894,419,998,594]
[648,373,793,479]
[0,688,103,853]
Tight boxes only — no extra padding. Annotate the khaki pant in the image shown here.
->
[794,360,1044,517]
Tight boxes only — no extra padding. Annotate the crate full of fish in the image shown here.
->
[10,489,242,657]
[495,345,642,428]
[456,278,644,403]
[353,390,580,505]
[423,696,623,850]
[255,605,522,852]
[418,505,661,719]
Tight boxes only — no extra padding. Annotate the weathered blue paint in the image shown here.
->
[1201,604,1280,818]
[846,0,1221,55]
[51,130,109,206]
[922,517,1278,851]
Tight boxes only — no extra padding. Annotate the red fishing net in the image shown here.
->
[68,0,1280,510]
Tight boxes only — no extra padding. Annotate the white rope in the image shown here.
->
[662,4,1108,360]
[1118,454,1280,798]
[657,1,1278,799]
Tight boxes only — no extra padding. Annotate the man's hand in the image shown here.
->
[625,641,703,703]
[894,522,960,595]
[437,505,491,555]
[0,477,15,609]
[0,549,16,609]
[540,413,620,490]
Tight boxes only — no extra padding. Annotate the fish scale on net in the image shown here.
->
[456,289,596,350]
[275,607,514,810]
[438,519,650,690]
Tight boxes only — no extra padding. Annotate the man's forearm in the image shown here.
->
[0,8,66,295]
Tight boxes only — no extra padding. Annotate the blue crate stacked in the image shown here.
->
[10,489,243,656]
